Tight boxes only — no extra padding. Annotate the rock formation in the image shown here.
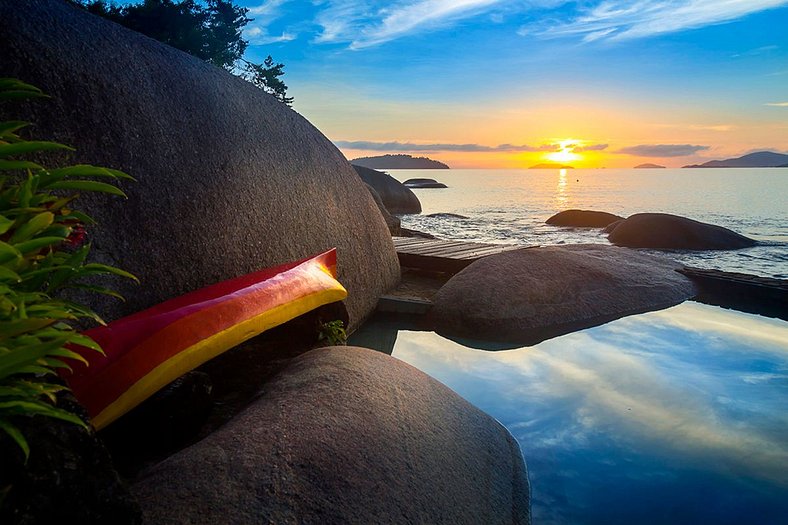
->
[403,178,448,188]
[430,245,697,346]
[365,183,401,235]
[353,165,422,214]
[0,0,399,328]
[608,213,757,250]
[133,346,531,524]
[546,209,625,227]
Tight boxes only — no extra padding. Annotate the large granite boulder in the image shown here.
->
[353,165,422,214]
[608,213,757,250]
[365,183,401,235]
[0,0,399,328]
[431,245,697,347]
[133,346,531,524]
[546,209,624,227]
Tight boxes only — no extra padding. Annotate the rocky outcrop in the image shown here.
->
[602,219,624,234]
[426,212,469,219]
[353,165,422,214]
[431,245,697,347]
[133,346,531,524]
[608,213,757,250]
[546,209,624,227]
[365,183,401,235]
[404,178,448,188]
[0,0,399,328]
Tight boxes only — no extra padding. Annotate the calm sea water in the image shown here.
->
[350,303,788,525]
[388,168,788,278]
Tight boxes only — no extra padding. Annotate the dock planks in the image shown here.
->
[393,236,525,272]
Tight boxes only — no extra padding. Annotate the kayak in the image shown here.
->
[64,249,347,429]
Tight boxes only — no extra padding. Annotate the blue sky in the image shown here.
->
[236,1,788,167]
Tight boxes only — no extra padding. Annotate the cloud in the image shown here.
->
[540,1,788,43]
[247,0,289,16]
[573,143,608,152]
[765,102,788,107]
[689,124,734,131]
[334,140,560,152]
[616,144,710,157]
[244,0,298,44]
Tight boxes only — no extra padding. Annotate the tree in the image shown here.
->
[242,56,294,106]
[75,0,292,104]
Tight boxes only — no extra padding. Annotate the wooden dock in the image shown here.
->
[393,236,524,272]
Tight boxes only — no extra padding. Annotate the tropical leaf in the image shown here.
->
[0,141,73,158]
[0,121,30,136]
[0,418,29,460]
[44,180,127,197]
[0,159,43,171]
[9,211,54,243]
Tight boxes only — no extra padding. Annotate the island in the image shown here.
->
[682,151,788,168]
[634,163,665,169]
[351,154,450,169]
[529,163,574,169]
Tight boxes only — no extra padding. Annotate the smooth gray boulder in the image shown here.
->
[404,178,448,188]
[608,213,757,250]
[133,346,531,524]
[0,0,399,328]
[431,245,697,347]
[546,209,624,227]
[365,183,401,235]
[353,165,422,214]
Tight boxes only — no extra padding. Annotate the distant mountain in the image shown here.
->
[529,163,574,169]
[682,151,788,168]
[634,163,665,169]
[351,154,449,169]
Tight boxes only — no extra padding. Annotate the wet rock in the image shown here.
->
[0,0,399,328]
[603,219,624,234]
[431,244,697,346]
[353,165,422,214]
[426,212,469,219]
[133,346,531,524]
[546,209,625,227]
[365,183,401,235]
[400,228,437,239]
[404,178,448,189]
[608,213,757,250]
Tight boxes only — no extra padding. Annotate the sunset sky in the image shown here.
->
[238,1,788,168]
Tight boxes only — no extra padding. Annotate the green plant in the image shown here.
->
[0,78,136,460]
[318,319,347,346]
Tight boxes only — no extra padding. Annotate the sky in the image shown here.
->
[237,1,788,168]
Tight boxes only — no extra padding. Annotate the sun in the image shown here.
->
[545,140,582,163]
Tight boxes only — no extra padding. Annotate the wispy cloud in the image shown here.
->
[573,143,608,152]
[244,0,297,44]
[731,44,778,58]
[616,144,710,157]
[765,101,788,107]
[541,1,788,42]
[334,140,561,152]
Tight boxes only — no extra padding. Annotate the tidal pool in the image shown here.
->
[349,302,788,525]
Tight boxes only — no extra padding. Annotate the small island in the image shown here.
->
[529,163,574,169]
[683,151,788,168]
[634,163,665,169]
[351,154,449,169]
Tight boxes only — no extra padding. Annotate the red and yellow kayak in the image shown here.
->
[64,249,347,430]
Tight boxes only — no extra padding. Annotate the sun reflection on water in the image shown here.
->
[555,168,568,208]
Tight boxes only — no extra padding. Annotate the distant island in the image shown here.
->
[634,163,665,169]
[351,154,449,169]
[682,151,788,168]
[529,163,574,169]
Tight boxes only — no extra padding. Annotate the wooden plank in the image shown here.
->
[393,238,438,249]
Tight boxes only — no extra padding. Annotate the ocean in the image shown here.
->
[388,168,788,278]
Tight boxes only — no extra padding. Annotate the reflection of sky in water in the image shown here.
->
[353,303,788,525]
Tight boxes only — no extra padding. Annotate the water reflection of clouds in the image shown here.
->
[393,303,788,491]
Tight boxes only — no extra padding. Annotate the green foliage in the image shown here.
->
[76,0,293,105]
[318,320,347,346]
[242,55,294,106]
[0,79,136,460]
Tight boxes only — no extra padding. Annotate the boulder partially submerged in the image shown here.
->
[546,209,625,228]
[431,245,697,347]
[353,165,422,214]
[0,0,399,328]
[608,213,756,250]
[404,178,448,188]
[133,346,531,524]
